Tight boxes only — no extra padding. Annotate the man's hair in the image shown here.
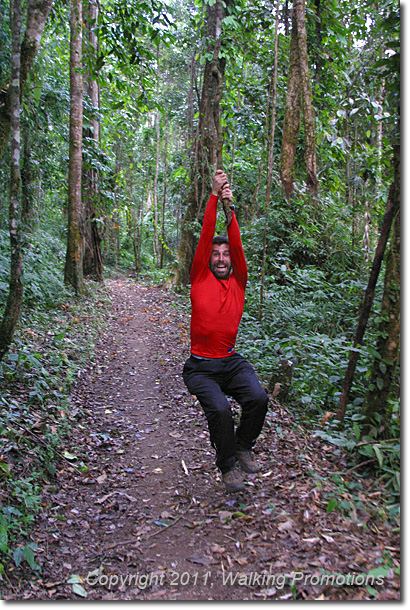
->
[212,235,229,246]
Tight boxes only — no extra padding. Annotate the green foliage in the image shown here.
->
[238,257,382,414]
[0,229,112,573]
[313,421,400,519]
[0,229,71,307]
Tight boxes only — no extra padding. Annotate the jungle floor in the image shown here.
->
[2,278,400,601]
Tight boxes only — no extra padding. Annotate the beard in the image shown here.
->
[210,262,232,280]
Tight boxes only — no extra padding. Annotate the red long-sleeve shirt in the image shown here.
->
[189,194,247,358]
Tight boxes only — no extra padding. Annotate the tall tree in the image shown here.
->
[279,8,301,198]
[64,0,84,294]
[258,0,281,321]
[0,0,54,160]
[336,160,399,424]
[362,143,400,436]
[294,0,318,198]
[82,0,103,280]
[279,0,318,199]
[0,0,23,361]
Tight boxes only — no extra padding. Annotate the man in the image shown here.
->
[183,169,269,493]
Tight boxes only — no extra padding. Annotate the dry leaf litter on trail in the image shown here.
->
[4,279,400,601]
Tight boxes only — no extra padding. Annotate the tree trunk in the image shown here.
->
[259,0,281,322]
[82,0,103,280]
[229,61,247,187]
[21,123,35,225]
[280,0,318,199]
[167,0,228,287]
[294,0,318,198]
[249,161,263,220]
[153,107,161,267]
[160,108,168,269]
[64,0,84,294]
[0,0,24,362]
[279,11,301,199]
[0,0,54,161]
[336,148,400,423]
[362,144,400,436]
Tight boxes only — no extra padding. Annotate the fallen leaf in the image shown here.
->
[218,511,232,523]
[186,554,214,566]
[72,583,87,598]
[63,451,77,461]
[210,544,226,554]
[277,520,294,532]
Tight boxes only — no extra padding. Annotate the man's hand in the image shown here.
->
[211,169,230,198]
[220,183,233,204]
[212,170,234,226]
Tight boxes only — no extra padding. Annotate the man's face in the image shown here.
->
[210,244,232,280]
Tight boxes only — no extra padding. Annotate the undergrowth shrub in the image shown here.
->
[0,228,112,574]
[238,260,399,515]
[239,262,383,420]
[0,229,71,307]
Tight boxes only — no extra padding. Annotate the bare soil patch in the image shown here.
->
[3,279,400,600]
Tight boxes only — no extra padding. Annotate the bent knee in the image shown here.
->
[251,387,269,411]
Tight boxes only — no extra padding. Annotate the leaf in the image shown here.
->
[72,583,88,597]
[186,554,214,566]
[321,533,335,543]
[23,544,38,570]
[277,520,294,532]
[373,445,384,467]
[327,497,338,512]
[0,521,8,554]
[13,546,25,567]
[63,451,77,461]
[210,543,226,554]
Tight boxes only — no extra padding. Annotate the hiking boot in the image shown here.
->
[236,449,260,474]
[222,467,245,493]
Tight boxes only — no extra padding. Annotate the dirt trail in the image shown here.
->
[5,279,400,600]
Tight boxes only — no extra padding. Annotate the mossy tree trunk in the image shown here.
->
[82,0,103,280]
[280,0,318,199]
[64,0,84,295]
[0,0,24,362]
[279,11,301,199]
[294,0,318,198]
[0,0,54,161]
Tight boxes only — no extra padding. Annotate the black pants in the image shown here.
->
[182,353,269,473]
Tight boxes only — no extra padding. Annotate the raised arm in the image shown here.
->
[228,209,247,289]
[190,194,217,283]
[190,170,228,283]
